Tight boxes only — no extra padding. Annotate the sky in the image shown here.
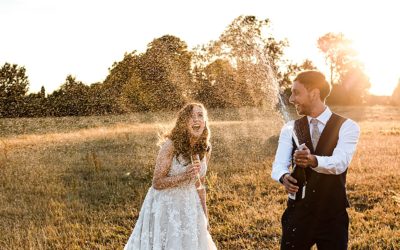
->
[1,0,399,96]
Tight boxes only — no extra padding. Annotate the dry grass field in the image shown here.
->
[0,106,399,249]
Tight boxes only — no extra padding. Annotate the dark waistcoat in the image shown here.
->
[291,113,348,220]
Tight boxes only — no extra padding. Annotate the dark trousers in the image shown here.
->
[280,206,349,250]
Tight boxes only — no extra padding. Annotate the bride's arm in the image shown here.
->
[152,140,199,190]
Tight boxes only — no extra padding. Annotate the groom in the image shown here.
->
[271,70,360,249]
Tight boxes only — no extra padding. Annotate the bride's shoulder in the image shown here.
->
[159,139,175,154]
[161,138,173,146]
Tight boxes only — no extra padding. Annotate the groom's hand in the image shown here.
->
[281,174,299,194]
[293,145,318,168]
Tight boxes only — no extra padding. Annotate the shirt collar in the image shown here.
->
[307,106,332,126]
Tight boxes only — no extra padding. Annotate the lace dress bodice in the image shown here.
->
[168,154,207,185]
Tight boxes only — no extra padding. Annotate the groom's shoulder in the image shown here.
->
[291,116,308,129]
[282,116,307,128]
[280,119,296,134]
[331,112,358,125]
[332,112,360,133]
[331,112,347,124]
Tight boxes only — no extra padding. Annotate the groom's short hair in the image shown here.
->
[294,70,331,101]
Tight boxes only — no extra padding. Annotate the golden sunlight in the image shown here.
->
[353,35,400,96]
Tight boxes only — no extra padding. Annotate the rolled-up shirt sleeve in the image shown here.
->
[313,119,360,175]
[271,121,295,183]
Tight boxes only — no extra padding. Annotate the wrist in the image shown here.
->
[310,155,318,168]
[183,172,192,181]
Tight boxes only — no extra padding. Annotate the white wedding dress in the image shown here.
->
[124,154,217,250]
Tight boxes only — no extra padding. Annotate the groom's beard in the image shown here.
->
[294,96,314,116]
[295,103,312,116]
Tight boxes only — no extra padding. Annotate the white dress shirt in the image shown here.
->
[271,107,360,183]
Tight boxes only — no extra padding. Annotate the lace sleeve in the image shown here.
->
[152,139,190,190]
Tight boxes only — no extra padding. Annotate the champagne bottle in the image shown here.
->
[288,163,307,201]
[190,154,204,190]
[288,141,307,201]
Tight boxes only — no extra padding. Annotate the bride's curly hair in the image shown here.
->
[164,103,211,160]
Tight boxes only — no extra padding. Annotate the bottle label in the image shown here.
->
[288,185,306,200]
[302,185,306,199]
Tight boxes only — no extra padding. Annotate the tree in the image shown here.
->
[101,51,141,113]
[124,35,191,111]
[317,32,357,85]
[195,59,253,108]
[279,59,317,104]
[325,66,371,105]
[341,66,371,104]
[40,86,46,98]
[318,33,371,104]
[192,15,288,108]
[279,59,317,90]
[0,63,29,117]
[47,75,90,116]
[22,87,48,117]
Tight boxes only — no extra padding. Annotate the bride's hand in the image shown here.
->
[185,164,201,179]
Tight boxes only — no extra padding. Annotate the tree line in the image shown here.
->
[1,16,397,118]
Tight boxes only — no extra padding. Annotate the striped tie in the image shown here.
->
[310,118,320,151]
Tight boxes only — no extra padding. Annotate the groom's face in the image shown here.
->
[289,81,313,116]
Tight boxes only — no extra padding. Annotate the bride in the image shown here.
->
[124,103,217,250]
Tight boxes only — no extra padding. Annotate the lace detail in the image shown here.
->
[124,155,216,250]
